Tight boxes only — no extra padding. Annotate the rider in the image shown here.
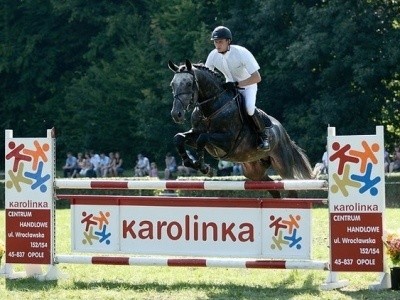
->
[205,26,273,151]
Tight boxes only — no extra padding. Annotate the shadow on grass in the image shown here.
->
[6,278,58,290]
[6,271,392,299]
[68,273,325,299]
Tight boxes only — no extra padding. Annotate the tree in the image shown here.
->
[1,0,399,170]
[253,0,400,162]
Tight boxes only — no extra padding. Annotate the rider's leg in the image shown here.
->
[241,87,273,151]
[251,110,272,150]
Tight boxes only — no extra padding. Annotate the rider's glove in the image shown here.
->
[222,81,238,91]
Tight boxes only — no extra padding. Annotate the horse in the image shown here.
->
[168,59,313,198]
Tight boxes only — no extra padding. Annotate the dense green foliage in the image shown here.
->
[1,0,399,169]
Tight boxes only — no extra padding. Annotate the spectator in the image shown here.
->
[389,145,400,174]
[321,146,328,174]
[135,153,150,176]
[217,160,233,176]
[177,150,197,176]
[87,150,100,178]
[62,151,77,178]
[164,152,177,179]
[112,152,124,176]
[232,163,243,176]
[79,152,93,177]
[150,162,159,177]
[105,152,115,176]
[71,152,84,178]
[99,152,110,177]
[384,148,391,173]
[312,146,328,178]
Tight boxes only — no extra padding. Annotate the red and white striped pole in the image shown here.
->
[55,179,328,191]
[55,255,329,270]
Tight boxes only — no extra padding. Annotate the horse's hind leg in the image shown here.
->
[269,155,299,198]
[242,161,281,198]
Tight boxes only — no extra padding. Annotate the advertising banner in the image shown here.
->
[4,130,54,265]
[328,126,384,272]
[71,198,312,259]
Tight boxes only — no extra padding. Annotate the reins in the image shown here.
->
[196,89,227,107]
[200,93,239,121]
[172,67,238,120]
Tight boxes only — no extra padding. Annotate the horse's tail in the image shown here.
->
[288,139,313,179]
[274,124,313,180]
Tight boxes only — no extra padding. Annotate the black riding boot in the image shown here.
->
[251,111,272,151]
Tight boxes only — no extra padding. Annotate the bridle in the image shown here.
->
[172,70,198,112]
[172,69,227,113]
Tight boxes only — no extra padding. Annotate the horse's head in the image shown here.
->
[168,59,198,124]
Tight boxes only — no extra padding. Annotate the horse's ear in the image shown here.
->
[168,60,179,72]
[185,59,192,72]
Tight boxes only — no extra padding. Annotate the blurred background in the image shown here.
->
[1,0,399,170]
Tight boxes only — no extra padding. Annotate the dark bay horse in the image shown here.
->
[168,59,312,197]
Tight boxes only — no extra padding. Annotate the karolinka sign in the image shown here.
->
[328,126,385,272]
[4,129,55,265]
[70,197,313,259]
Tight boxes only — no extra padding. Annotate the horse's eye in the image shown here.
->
[186,82,192,87]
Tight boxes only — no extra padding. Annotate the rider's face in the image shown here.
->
[213,39,230,53]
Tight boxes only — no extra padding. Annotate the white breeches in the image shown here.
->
[239,85,257,116]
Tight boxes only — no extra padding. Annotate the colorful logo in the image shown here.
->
[329,140,381,197]
[5,140,51,193]
[269,214,302,251]
[81,211,112,246]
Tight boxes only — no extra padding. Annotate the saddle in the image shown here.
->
[233,90,265,133]
[234,91,246,124]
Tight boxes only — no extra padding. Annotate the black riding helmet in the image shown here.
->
[210,26,232,41]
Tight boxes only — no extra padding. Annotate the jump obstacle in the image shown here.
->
[1,127,391,290]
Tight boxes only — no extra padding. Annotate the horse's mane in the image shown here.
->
[179,63,225,84]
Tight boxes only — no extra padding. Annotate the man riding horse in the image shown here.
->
[205,26,273,151]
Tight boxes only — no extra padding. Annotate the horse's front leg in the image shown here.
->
[173,130,198,168]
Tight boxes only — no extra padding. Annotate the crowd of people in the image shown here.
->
[62,149,243,179]
[62,142,400,179]
[131,151,242,179]
[62,150,124,178]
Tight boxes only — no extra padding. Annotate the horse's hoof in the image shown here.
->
[199,164,211,175]
[206,167,214,177]
[184,159,194,168]
[200,165,214,177]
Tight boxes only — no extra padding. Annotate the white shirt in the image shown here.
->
[99,155,110,167]
[90,154,101,170]
[205,45,260,84]
[322,151,328,168]
[137,157,150,170]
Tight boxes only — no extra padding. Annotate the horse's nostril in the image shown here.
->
[178,112,182,118]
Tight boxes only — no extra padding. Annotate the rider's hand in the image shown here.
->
[222,81,238,91]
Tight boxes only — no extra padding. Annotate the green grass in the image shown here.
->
[1,208,400,299]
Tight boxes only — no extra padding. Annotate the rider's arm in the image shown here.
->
[237,70,261,88]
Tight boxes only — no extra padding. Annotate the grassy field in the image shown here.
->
[1,208,400,300]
